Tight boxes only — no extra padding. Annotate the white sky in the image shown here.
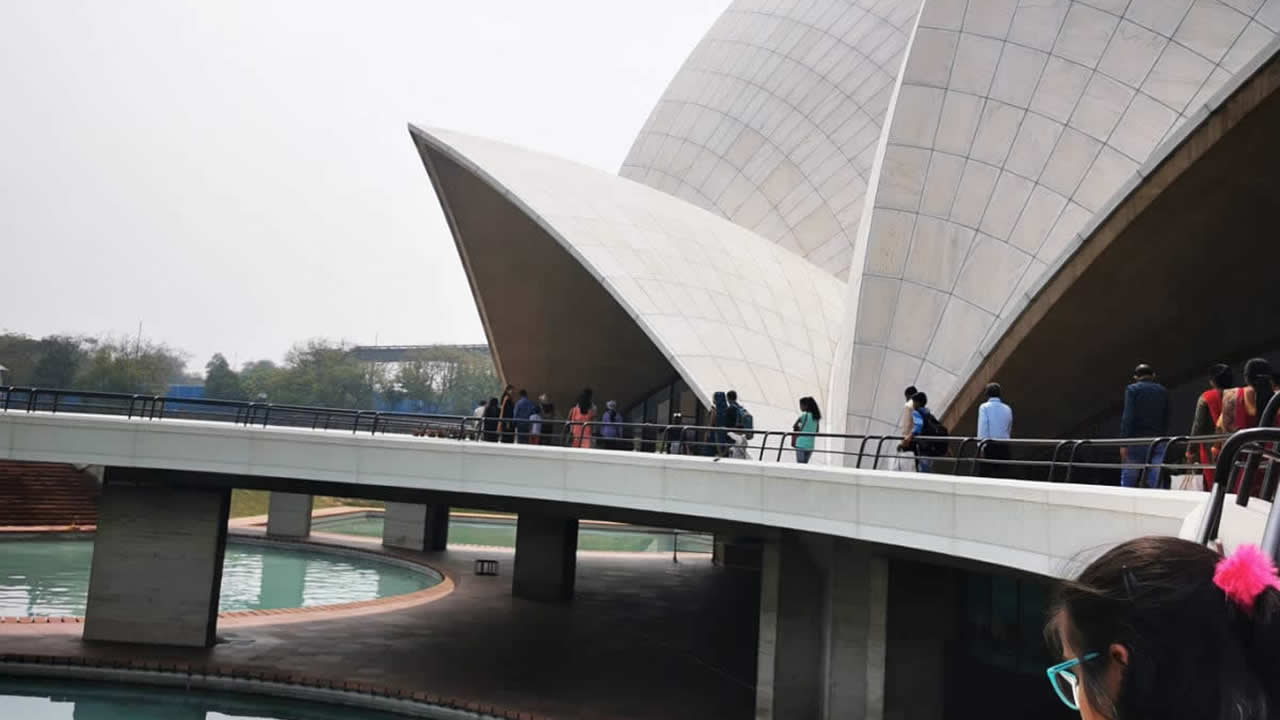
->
[0,0,727,369]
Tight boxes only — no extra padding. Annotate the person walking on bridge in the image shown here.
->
[568,388,596,449]
[482,397,500,442]
[498,385,516,443]
[1187,363,1233,490]
[599,400,624,450]
[513,389,536,444]
[977,383,1013,478]
[791,396,821,464]
[1119,364,1169,488]
[1216,358,1278,497]
[897,385,918,470]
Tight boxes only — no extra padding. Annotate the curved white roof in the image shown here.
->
[837,0,1278,435]
[412,128,846,431]
[620,0,922,280]
[410,0,1279,442]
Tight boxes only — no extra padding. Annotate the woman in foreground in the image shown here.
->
[1046,536,1280,719]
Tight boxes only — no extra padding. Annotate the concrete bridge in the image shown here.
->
[0,409,1213,719]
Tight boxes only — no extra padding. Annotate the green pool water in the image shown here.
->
[0,540,439,617]
[0,676,408,720]
[314,514,715,554]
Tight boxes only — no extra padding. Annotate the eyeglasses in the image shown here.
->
[1046,652,1100,711]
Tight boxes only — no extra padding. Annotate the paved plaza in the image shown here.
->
[1,534,760,720]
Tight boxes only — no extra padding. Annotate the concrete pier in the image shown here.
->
[83,469,230,647]
[382,502,449,552]
[512,513,578,601]
[266,492,313,539]
[755,532,887,720]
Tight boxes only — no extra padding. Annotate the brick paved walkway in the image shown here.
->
[0,535,760,720]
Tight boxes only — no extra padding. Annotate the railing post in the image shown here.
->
[856,436,872,469]
[872,436,893,470]
[1064,440,1091,484]
[971,439,990,476]
[1239,397,1280,505]
[1047,440,1072,483]
[952,438,976,475]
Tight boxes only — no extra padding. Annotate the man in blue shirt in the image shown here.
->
[977,383,1013,478]
[513,389,536,444]
[1120,364,1170,488]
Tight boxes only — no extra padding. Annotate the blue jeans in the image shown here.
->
[1120,445,1166,488]
[795,448,812,464]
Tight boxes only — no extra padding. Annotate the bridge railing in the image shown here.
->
[3,386,1272,490]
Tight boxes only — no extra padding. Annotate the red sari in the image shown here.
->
[1219,387,1268,496]
[1199,388,1223,490]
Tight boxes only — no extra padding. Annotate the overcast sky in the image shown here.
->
[0,0,727,369]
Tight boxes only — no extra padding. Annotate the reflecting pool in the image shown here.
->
[0,676,410,720]
[0,540,440,617]
[313,513,715,554]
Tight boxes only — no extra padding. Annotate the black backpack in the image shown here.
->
[736,405,754,439]
[917,411,949,457]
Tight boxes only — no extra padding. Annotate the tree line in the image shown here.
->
[0,333,498,415]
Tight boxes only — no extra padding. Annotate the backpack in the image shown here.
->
[735,405,754,439]
[916,411,949,457]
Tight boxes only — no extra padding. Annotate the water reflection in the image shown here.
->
[0,540,438,617]
[2,678,407,720]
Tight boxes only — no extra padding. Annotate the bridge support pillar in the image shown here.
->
[512,512,578,601]
[382,502,449,552]
[266,492,313,539]
[84,470,230,648]
[712,534,763,568]
[756,532,887,720]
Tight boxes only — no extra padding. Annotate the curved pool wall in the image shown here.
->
[0,537,442,618]
[0,675,421,720]
[314,513,716,554]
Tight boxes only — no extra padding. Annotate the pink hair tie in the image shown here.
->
[1213,544,1280,613]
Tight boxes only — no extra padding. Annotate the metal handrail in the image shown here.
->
[1196,427,1280,558]
[0,385,1229,480]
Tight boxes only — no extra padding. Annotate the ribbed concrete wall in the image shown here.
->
[621,0,922,280]
[837,0,1278,435]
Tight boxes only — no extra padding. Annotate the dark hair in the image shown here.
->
[576,388,593,414]
[912,391,928,407]
[985,382,1002,399]
[1048,537,1280,720]
[799,396,822,421]
[1134,363,1155,379]
[1210,363,1235,390]
[904,385,918,399]
[519,389,528,397]
[1245,358,1275,423]
[727,390,737,403]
